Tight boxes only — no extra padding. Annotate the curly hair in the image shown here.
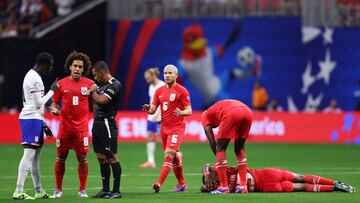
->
[64,51,92,76]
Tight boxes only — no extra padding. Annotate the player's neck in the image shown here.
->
[33,66,42,75]
[166,82,176,88]
[70,76,81,81]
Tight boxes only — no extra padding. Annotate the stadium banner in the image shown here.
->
[1,111,359,144]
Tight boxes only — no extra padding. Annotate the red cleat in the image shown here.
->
[139,162,156,168]
[152,183,161,193]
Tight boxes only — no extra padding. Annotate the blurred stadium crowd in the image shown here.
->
[0,0,87,38]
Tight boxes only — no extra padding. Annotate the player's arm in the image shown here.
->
[142,104,158,115]
[173,105,192,116]
[204,125,216,155]
[144,88,160,115]
[32,79,59,108]
[91,91,110,104]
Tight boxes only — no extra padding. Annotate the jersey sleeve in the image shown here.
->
[180,87,191,107]
[29,78,42,94]
[201,110,211,127]
[152,88,160,107]
[104,82,121,100]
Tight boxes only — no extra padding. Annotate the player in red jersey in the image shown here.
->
[201,164,355,193]
[142,64,192,193]
[201,99,253,194]
[50,51,95,198]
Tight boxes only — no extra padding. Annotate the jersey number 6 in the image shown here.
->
[171,134,178,144]
[163,102,168,111]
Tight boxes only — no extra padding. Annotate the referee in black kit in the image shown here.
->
[89,61,122,199]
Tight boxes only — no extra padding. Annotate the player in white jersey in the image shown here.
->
[140,67,165,168]
[13,52,59,200]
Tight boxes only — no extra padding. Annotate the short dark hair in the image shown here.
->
[64,51,91,76]
[36,52,53,65]
[92,60,109,72]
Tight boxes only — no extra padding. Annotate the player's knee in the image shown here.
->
[164,149,176,158]
[56,152,68,162]
[76,154,87,163]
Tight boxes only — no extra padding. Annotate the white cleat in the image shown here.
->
[53,189,63,198]
[78,189,88,198]
[13,191,35,200]
[35,190,55,199]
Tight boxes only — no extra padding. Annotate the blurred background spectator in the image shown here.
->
[267,99,283,112]
[252,81,268,111]
[323,99,342,113]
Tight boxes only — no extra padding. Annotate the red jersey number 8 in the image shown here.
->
[72,96,79,106]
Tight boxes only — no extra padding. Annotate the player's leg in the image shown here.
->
[13,146,36,200]
[14,119,43,200]
[140,121,157,168]
[210,138,231,194]
[54,147,69,198]
[31,147,55,199]
[108,154,122,198]
[234,138,247,193]
[293,183,334,192]
[234,110,252,194]
[292,173,355,192]
[153,147,176,193]
[92,120,112,198]
[172,151,187,192]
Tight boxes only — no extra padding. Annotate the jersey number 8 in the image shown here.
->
[72,96,79,106]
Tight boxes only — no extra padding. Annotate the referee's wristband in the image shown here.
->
[89,90,94,95]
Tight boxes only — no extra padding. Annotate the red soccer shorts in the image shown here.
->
[217,107,252,139]
[56,131,90,154]
[256,168,294,192]
[160,125,185,151]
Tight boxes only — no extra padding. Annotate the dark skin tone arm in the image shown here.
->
[204,125,216,155]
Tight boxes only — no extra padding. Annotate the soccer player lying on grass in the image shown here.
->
[200,164,355,193]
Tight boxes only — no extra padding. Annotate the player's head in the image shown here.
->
[163,64,178,85]
[144,67,160,85]
[92,60,110,83]
[64,51,91,81]
[36,52,54,75]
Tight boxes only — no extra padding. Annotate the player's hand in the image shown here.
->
[50,78,59,92]
[142,104,150,112]
[43,123,53,138]
[50,106,60,116]
[173,108,182,116]
[90,84,98,91]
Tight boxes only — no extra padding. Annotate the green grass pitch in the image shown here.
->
[0,143,359,203]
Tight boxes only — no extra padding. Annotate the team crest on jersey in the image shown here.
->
[34,136,39,142]
[81,87,88,95]
[169,93,176,101]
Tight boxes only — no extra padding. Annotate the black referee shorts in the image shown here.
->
[92,118,118,157]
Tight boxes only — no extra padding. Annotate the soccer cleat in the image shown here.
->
[234,186,248,194]
[91,190,111,198]
[172,184,187,192]
[13,191,35,200]
[334,182,356,193]
[139,162,156,168]
[153,183,161,193]
[110,191,122,199]
[210,187,230,195]
[53,189,62,198]
[35,190,55,199]
[78,189,88,198]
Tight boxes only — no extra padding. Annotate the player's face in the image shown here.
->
[164,68,177,84]
[144,72,155,84]
[43,59,54,75]
[69,60,84,81]
[92,68,103,83]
